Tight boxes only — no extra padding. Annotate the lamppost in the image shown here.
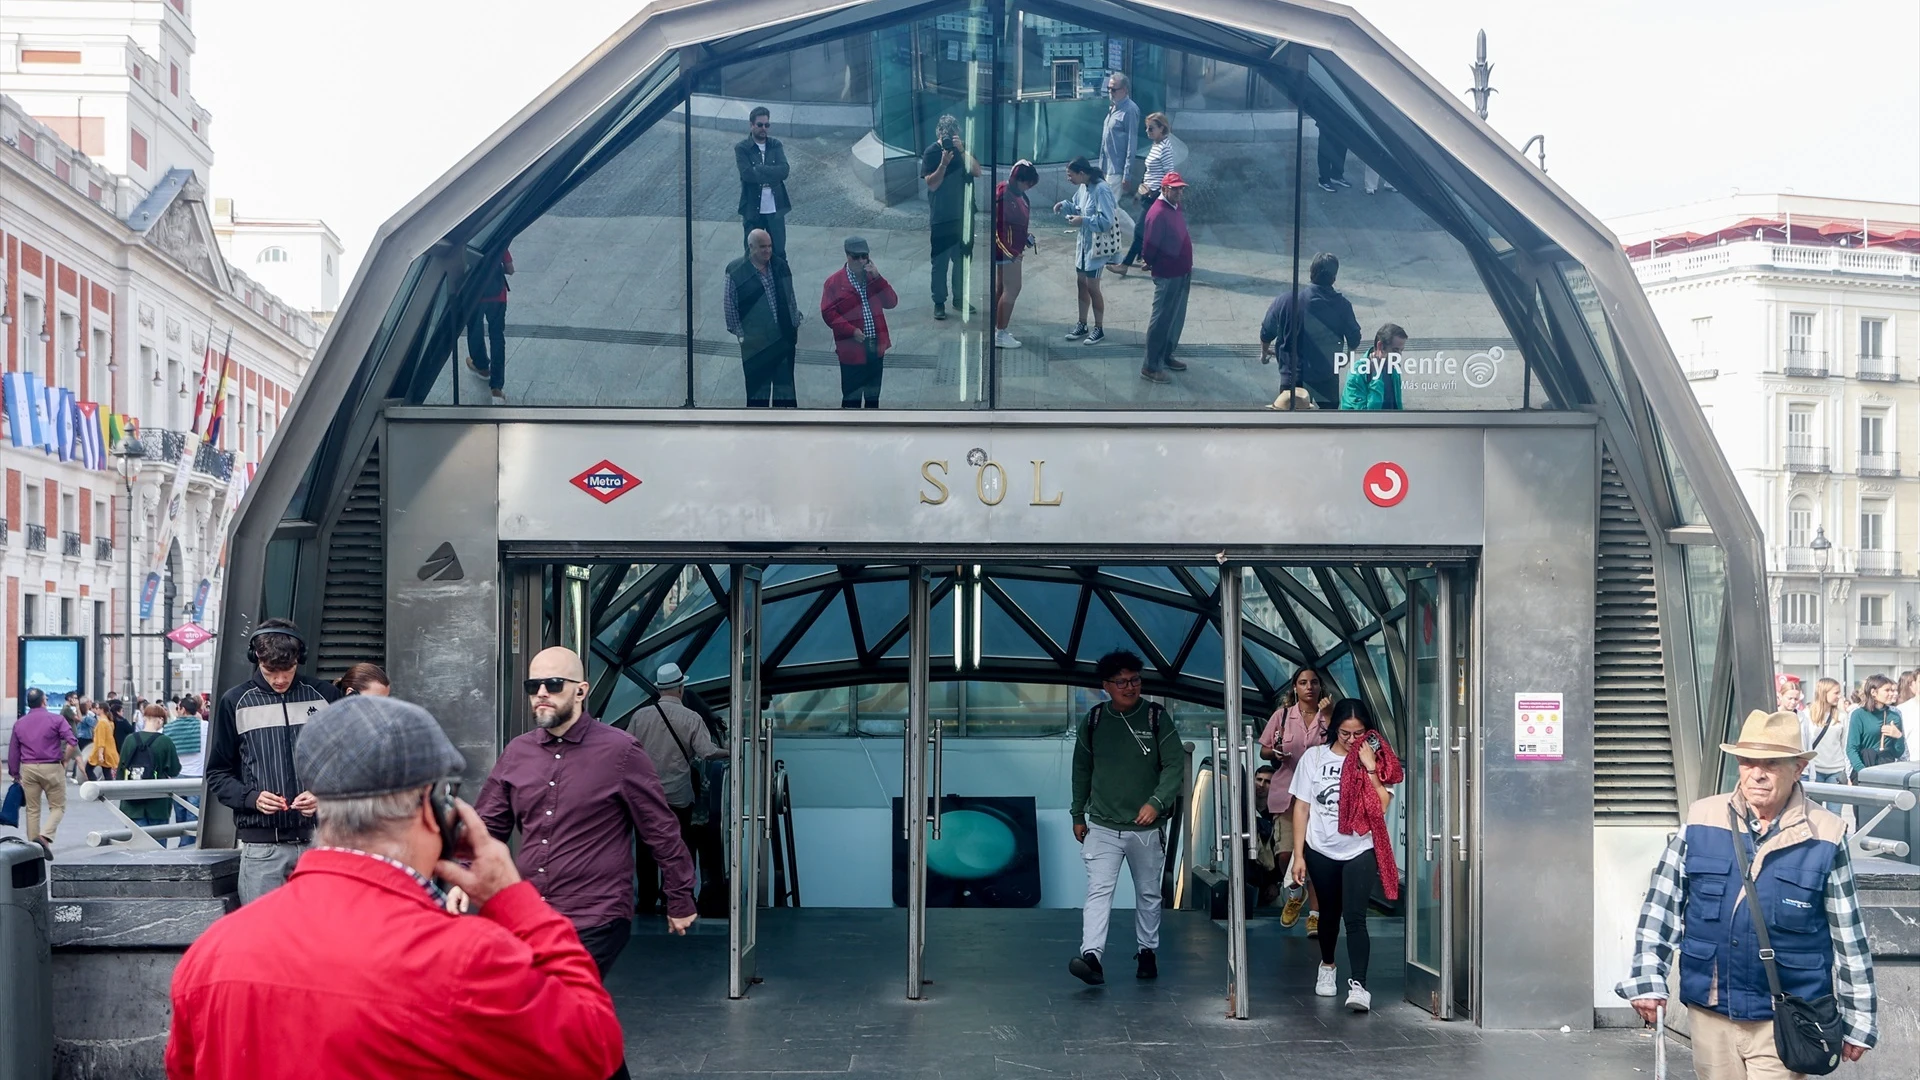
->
[1811,525,1832,678]
[113,435,147,701]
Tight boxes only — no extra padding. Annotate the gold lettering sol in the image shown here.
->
[919,459,1062,507]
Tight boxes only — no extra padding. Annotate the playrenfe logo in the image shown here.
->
[571,460,642,504]
[1334,346,1506,389]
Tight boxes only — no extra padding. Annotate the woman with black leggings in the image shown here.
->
[1287,700,1399,1012]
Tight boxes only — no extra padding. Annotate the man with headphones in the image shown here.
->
[206,618,342,903]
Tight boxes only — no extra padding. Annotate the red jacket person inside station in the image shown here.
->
[166,695,624,1079]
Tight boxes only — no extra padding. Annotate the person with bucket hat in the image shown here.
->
[167,696,625,1079]
[1617,709,1877,1078]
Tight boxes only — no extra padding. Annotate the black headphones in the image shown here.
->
[429,780,464,861]
[245,624,308,666]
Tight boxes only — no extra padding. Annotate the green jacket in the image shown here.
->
[1071,702,1184,831]
[117,731,182,821]
[1846,705,1906,775]
[1340,348,1402,410]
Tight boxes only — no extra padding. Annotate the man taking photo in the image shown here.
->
[167,695,624,1079]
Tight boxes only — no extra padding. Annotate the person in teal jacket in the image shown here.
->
[1846,673,1907,776]
[1340,323,1406,411]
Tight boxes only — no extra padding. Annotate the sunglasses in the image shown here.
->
[850,253,870,261]
[524,677,581,696]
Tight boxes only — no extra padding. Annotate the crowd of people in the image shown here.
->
[1774,672,1916,791]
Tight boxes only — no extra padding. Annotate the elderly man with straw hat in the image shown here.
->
[1617,709,1878,1078]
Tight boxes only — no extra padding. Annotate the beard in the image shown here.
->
[533,698,578,730]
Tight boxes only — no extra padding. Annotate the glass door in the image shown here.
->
[1403,569,1473,1018]
[728,566,766,999]
[903,566,935,999]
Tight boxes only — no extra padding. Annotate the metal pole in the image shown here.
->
[1220,566,1250,1019]
[906,566,931,1000]
[1818,568,1828,678]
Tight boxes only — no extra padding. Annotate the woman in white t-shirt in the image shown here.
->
[1288,700,1397,1014]
[1801,677,1852,799]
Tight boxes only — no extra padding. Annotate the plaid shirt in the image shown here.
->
[1616,801,1878,1048]
[315,846,450,909]
[849,272,876,338]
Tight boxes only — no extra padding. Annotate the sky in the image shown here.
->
[192,0,1920,287]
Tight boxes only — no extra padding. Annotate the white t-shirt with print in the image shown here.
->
[1287,743,1374,861]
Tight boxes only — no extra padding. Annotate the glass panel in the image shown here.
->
[1653,415,1709,526]
[1685,546,1728,721]
[1406,573,1443,977]
[1557,262,1628,408]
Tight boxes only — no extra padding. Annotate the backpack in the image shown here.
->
[120,732,158,781]
[1084,702,1168,768]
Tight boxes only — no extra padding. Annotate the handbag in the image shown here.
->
[1089,220,1123,260]
[0,782,22,829]
[1726,805,1847,1075]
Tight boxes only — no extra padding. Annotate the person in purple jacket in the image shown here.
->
[1139,171,1194,384]
[9,687,79,854]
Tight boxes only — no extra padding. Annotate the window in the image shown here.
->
[1860,317,1886,360]
[57,312,78,389]
[24,484,41,527]
[1861,410,1887,455]
[130,128,148,169]
[94,498,108,541]
[1691,316,1713,361]
[1860,594,1885,627]
[22,294,44,364]
[1861,500,1887,551]
[1787,405,1814,448]
[1789,312,1816,356]
[60,597,73,634]
[257,247,289,264]
[170,62,179,96]
[61,492,76,534]
[23,595,38,636]
[323,253,334,274]
[1788,497,1812,547]
[21,50,82,65]
[1786,591,1817,626]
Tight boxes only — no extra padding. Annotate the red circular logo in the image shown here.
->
[1363,461,1408,507]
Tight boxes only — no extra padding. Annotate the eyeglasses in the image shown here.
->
[524,677,581,696]
[1105,676,1143,689]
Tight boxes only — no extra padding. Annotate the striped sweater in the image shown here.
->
[206,672,340,842]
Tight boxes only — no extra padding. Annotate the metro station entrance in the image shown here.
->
[506,554,1479,1021]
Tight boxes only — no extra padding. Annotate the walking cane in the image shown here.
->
[1654,1004,1667,1080]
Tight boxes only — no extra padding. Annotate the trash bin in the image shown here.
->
[0,837,51,1080]
[1856,760,1920,861]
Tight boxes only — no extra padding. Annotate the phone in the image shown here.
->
[430,780,464,862]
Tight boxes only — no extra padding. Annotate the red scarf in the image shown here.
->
[1337,735,1405,899]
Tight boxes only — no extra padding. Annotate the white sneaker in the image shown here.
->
[1345,979,1372,1012]
[1314,964,1337,997]
[993,330,1022,349]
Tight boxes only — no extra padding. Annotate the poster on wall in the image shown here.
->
[1513,692,1564,761]
[16,636,85,716]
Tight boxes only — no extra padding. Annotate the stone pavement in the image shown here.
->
[430,116,1533,411]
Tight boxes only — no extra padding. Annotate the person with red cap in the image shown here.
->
[1138,171,1193,384]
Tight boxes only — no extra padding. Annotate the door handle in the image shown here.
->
[1453,727,1469,862]
[1210,725,1227,867]
[1242,730,1259,862]
[930,717,944,840]
[901,717,913,842]
[1423,726,1438,862]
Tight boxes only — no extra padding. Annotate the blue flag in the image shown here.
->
[2,371,44,448]
[49,387,75,462]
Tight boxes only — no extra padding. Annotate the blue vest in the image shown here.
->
[1678,818,1837,1021]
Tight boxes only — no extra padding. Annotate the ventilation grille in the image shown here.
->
[1594,451,1680,823]
[317,444,384,680]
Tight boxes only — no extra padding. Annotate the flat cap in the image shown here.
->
[843,236,870,256]
[295,695,466,799]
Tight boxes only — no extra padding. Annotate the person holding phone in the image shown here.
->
[1055,157,1116,344]
[1259,667,1333,934]
[1288,700,1402,1013]
[1846,673,1907,779]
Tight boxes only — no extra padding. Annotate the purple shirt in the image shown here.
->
[9,707,78,776]
[475,715,696,926]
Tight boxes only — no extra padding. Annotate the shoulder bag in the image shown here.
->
[1726,804,1846,1075]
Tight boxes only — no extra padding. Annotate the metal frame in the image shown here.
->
[728,565,766,999]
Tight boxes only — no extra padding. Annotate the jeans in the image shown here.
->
[1317,131,1348,183]
[1079,823,1165,959]
[576,920,634,1080]
[1303,844,1377,985]
[1145,274,1190,373]
[1120,188,1158,266]
[742,212,787,260]
[1809,769,1849,814]
[930,228,970,308]
[741,341,798,408]
[238,840,310,904]
[174,794,201,849]
[466,301,507,390]
[840,342,884,408]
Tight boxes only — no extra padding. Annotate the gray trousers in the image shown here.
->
[1079,823,1166,958]
[239,840,310,904]
[1145,274,1190,373]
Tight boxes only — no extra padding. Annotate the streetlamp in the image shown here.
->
[113,435,148,702]
[1811,525,1832,678]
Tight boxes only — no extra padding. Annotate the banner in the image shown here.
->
[147,428,197,577]
[193,578,212,620]
[139,572,161,620]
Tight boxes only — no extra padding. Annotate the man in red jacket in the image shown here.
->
[167,696,623,1080]
[820,235,898,408]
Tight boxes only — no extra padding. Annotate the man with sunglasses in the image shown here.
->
[821,236,898,408]
[477,646,695,1073]
[1069,649,1183,986]
[735,105,791,259]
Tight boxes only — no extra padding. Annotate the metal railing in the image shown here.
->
[1781,623,1819,644]
[75,779,200,849]
[1857,450,1899,476]
[1856,623,1899,646]
[1802,780,1913,860]
[24,523,47,551]
[0,518,8,547]
[1783,349,1829,377]
[143,429,237,482]
[1856,354,1900,381]
[1781,547,1820,572]
[94,536,112,561]
[194,439,235,481]
[61,530,81,557]
[1785,444,1829,472]
[1857,550,1900,576]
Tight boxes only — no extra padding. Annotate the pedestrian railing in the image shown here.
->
[1803,780,1914,860]
[75,779,202,850]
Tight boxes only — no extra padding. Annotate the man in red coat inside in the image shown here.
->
[167,695,624,1080]
[820,235,898,408]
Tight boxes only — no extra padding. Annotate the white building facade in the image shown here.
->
[1615,194,1920,687]
[1,2,324,714]
[213,199,343,318]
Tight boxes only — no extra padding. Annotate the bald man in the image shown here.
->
[476,647,696,1000]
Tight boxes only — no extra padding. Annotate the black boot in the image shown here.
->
[1135,948,1157,980]
[1068,951,1105,986]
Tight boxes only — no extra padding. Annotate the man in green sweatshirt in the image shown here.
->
[1069,650,1185,985]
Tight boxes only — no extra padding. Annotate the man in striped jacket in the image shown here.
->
[206,619,340,903]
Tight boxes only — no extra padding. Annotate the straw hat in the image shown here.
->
[1719,709,1814,760]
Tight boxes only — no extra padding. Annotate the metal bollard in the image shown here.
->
[0,838,52,1080]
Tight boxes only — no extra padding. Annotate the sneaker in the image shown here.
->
[993,329,1022,349]
[466,357,490,377]
[1065,324,1088,340]
[1135,949,1157,980]
[1068,951,1105,986]
[1083,327,1106,345]
[1140,368,1171,384]
[1306,912,1319,938]
[1316,179,1338,193]
[1314,964,1337,997]
[1280,885,1306,928]
[1164,357,1188,372]
[934,303,948,321]
[1329,177,1352,189]
[490,388,506,401]
[1346,980,1372,1012]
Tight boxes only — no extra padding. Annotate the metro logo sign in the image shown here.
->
[571,460,642,504]
[166,622,214,651]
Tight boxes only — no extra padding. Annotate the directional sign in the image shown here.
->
[166,622,214,651]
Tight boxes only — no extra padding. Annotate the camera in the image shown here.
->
[940,136,955,153]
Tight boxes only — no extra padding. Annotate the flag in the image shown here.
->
[48,387,75,461]
[76,402,107,469]
[190,334,219,435]
[206,345,235,447]
[30,377,56,452]
[2,371,45,448]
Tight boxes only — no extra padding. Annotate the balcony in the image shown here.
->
[1782,547,1823,572]
[1781,623,1820,644]
[1785,444,1830,472]
[94,536,113,562]
[1783,349,1829,378]
[1857,354,1900,382]
[1857,549,1900,576]
[24,524,47,552]
[1857,624,1899,648]
[61,531,82,558]
[1857,450,1900,477]
[141,429,238,484]
[1683,352,1719,380]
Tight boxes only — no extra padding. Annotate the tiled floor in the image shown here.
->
[608,907,1684,1078]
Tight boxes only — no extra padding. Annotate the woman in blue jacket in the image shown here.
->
[1846,672,1907,777]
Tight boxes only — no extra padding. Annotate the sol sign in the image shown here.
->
[1363,461,1408,508]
